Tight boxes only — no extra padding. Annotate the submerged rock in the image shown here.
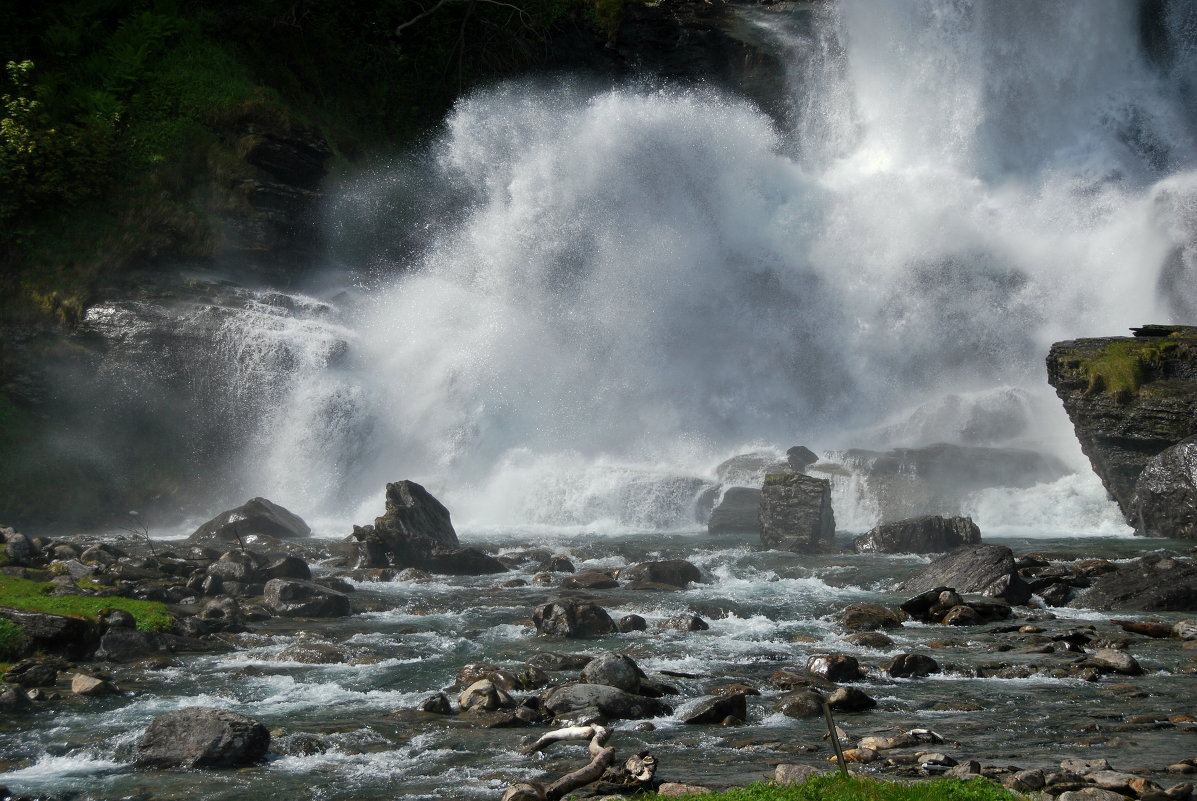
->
[852,515,982,554]
[759,473,835,553]
[135,707,270,769]
[187,497,311,544]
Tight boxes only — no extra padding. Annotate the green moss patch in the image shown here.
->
[674,776,1023,801]
[0,574,173,632]
[0,617,26,659]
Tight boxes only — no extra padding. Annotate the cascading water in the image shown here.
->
[232,0,1197,534]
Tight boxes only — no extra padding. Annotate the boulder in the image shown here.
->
[562,570,620,590]
[96,629,163,662]
[679,693,747,724]
[897,544,1032,605]
[580,652,642,692]
[5,532,35,565]
[759,473,836,553]
[1046,326,1197,526]
[1086,648,1144,675]
[827,686,876,712]
[887,653,940,678]
[459,679,511,712]
[419,547,508,576]
[187,497,311,544]
[263,556,311,581]
[839,603,904,631]
[852,515,982,554]
[542,683,671,720]
[71,673,120,696]
[658,614,709,632]
[1131,436,1197,539]
[0,608,100,660]
[262,578,352,618]
[620,560,701,588]
[776,689,824,718]
[134,707,270,769]
[207,550,263,583]
[3,656,68,687]
[707,487,763,534]
[532,599,618,638]
[1073,555,1197,611]
[775,764,822,786]
[0,684,32,712]
[806,653,861,682]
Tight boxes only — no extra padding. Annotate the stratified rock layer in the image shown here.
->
[1046,325,1197,533]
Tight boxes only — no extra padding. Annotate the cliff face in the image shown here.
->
[1046,325,1197,529]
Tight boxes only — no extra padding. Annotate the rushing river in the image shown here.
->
[3,532,1196,800]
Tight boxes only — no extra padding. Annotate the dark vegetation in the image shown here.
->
[0,0,622,325]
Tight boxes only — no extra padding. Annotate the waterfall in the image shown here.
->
[218,1,1197,533]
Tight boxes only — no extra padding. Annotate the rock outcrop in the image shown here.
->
[1071,554,1197,611]
[350,481,506,575]
[759,473,835,553]
[135,707,270,769]
[852,515,982,554]
[1046,325,1197,532]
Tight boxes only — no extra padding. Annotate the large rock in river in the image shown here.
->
[897,544,1031,605]
[1046,325,1197,531]
[759,473,835,553]
[187,497,311,544]
[1130,435,1197,539]
[543,683,671,720]
[135,707,270,769]
[533,598,618,638]
[1071,554,1197,611]
[263,578,352,617]
[707,487,763,534]
[852,515,981,554]
[351,481,505,575]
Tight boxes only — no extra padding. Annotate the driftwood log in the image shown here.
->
[503,724,657,801]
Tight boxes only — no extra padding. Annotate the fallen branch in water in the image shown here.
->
[504,724,656,801]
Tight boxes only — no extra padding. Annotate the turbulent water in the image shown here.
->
[9,3,1197,799]
[157,0,1196,534]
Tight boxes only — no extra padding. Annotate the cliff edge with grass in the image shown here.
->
[1046,324,1197,533]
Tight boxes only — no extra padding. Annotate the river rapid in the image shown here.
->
[2,530,1196,801]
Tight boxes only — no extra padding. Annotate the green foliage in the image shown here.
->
[1079,341,1165,402]
[0,617,26,659]
[672,776,1022,801]
[0,574,174,632]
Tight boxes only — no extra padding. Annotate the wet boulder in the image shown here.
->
[1073,554,1197,611]
[580,652,642,692]
[3,656,68,687]
[0,608,99,660]
[1131,436,1197,538]
[827,686,876,712]
[887,653,940,678]
[839,603,904,631]
[776,689,824,718]
[563,569,620,590]
[532,599,618,638]
[759,473,836,553]
[263,578,352,618]
[657,614,709,632]
[897,544,1032,605]
[543,683,671,720]
[206,550,264,583]
[806,653,862,682]
[134,707,270,769]
[95,629,164,662]
[419,547,507,576]
[459,679,512,712]
[621,559,702,589]
[852,515,982,554]
[707,487,763,534]
[263,556,311,581]
[679,693,748,724]
[4,531,36,565]
[0,684,32,712]
[187,497,311,544]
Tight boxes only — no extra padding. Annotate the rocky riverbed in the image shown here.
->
[3,515,1197,801]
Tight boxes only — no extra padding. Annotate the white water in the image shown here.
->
[213,1,1197,534]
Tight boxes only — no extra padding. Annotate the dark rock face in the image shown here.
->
[679,693,747,724]
[1046,326,1197,530]
[1072,554,1197,611]
[824,444,1069,524]
[532,599,618,638]
[262,578,352,618]
[188,497,311,544]
[852,515,982,554]
[759,473,835,553]
[134,707,270,769]
[1131,435,1197,539]
[897,545,1032,605]
[707,487,763,534]
[0,608,99,660]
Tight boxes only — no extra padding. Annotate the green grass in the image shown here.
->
[0,617,26,659]
[0,574,173,632]
[1074,340,1168,401]
[672,776,1022,801]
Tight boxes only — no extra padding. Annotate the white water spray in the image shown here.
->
[240,1,1196,533]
